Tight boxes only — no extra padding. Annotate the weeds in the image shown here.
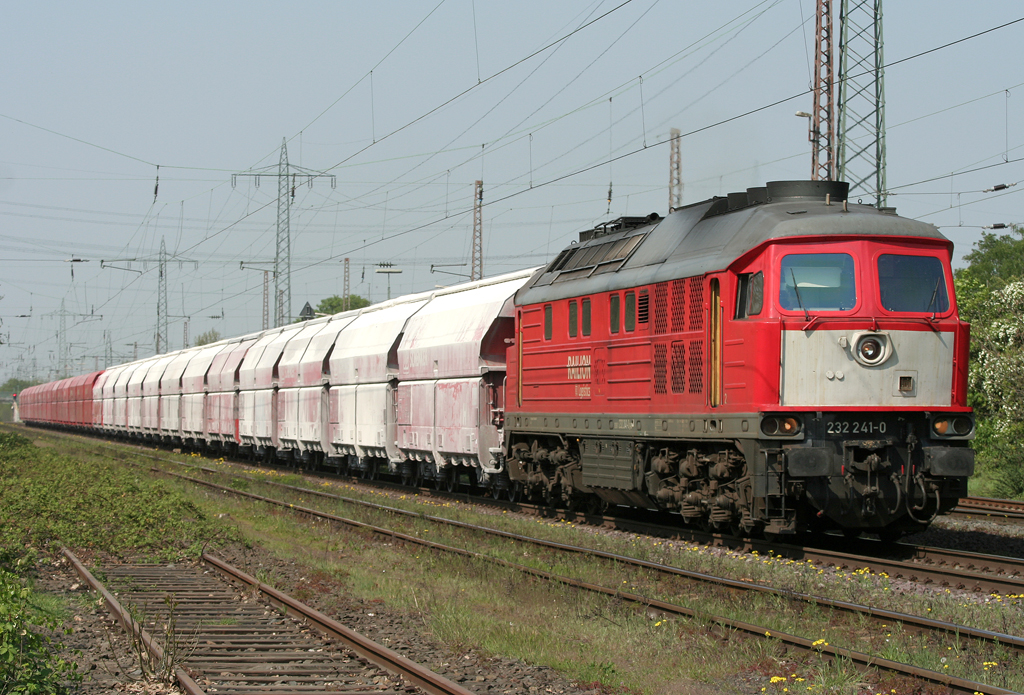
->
[120,595,198,685]
[0,563,82,695]
[0,431,232,563]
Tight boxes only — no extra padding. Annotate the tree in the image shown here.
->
[194,329,222,346]
[316,294,371,315]
[0,377,40,396]
[954,227,1024,497]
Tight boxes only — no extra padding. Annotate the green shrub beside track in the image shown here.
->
[0,564,80,695]
[0,430,232,694]
[0,431,228,563]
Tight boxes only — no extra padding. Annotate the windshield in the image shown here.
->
[877,254,950,313]
[779,253,856,311]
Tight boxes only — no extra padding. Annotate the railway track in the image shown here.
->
[17,423,1024,594]
[146,464,1017,694]
[954,496,1024,522]
[63,548,475,695]
[20,423,1024,595]
[172,464,1024,650]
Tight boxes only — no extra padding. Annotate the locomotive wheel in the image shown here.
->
[506,482,523,503]
[842,528,862,540]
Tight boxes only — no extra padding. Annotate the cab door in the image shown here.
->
[710,279,723,407]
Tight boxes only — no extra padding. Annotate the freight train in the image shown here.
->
[19,180,975,541]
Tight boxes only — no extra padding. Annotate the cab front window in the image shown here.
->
[877,254,949,313]
[779,253,856,312]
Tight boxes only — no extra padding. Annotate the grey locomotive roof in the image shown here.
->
[516,180,948,306]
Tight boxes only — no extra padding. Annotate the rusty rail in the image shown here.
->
[62,548,207,695]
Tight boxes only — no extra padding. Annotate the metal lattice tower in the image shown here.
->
[58,300,67,378]
[838,0,886,206]
[157,237,168,353]
[669,128,682,211]
[343,258,351,311]
[811,0,836,181]
[262,271,270,330]
[233,138,335,328]
[471,181,484,281]
[103,330,112,369]
[276,140,292,327]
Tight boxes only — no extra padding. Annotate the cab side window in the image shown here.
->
[736,271,764,318]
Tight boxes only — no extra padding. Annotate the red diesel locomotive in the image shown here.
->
[504,180,974,541]
[18,180,973,541]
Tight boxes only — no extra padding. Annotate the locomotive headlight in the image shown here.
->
[850,332,892,367]
[761,415,801,437]
[932,416,973,437]
[859,338,882,361]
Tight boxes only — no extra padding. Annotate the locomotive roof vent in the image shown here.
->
[726,191,749,210]
[579,212,661,242]
[765,180,849,202]
[747,186,768,204]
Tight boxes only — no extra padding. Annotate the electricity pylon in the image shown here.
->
[233,139,336,326]
[838,0,886,206]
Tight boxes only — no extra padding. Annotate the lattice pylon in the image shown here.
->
[669,128,682,211]
[157,237,168,352]
[275,139,291,326]
[343,258,351,311]
[811,0,836,181]
[838,0,886,206]
[471,180,483,281]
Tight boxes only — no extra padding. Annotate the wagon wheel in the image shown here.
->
[445,467,459,493]
[400,467,415,487]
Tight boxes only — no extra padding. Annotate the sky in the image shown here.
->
[2,0,1023,381]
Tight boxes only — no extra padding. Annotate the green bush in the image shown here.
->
[0,567,80,695]
[0,430,230,562]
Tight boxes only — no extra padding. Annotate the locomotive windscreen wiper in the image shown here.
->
[790,268,811,321]
[926,277,941,320]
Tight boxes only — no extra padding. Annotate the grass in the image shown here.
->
[0,430,233,564]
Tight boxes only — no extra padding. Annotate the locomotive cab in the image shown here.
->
[737,233,973,539]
